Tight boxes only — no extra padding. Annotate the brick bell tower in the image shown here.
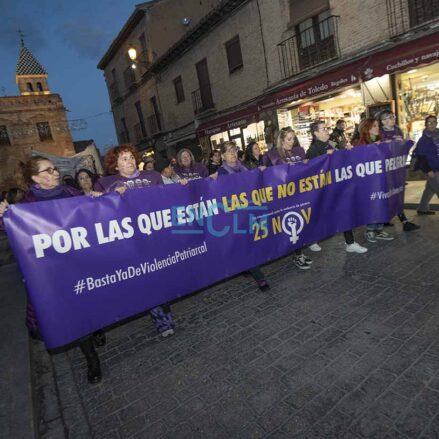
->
[15,36,51,96]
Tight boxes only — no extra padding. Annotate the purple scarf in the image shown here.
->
[127,170,140,179]
[221,161,248,174]
[30,184,67,200]
[423,128,439,156]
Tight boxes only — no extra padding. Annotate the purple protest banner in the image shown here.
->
[4,141,411,348]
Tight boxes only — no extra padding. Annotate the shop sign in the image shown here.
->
[199,115,255,137]
[258,66,361,111]
[196,106,258,137]
[361,31,439,80]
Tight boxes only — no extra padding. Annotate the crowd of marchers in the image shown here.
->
[0,110,438,385]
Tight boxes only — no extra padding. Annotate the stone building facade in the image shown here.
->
[0,43,75,190]
[99,0,439,159]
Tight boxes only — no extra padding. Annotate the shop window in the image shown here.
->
[36,122,52,141]
[0,125,11,146]
[173,76,185,103]
[225,35,243,74]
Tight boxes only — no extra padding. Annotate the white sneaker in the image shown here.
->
[160,328,175,338]
[309,243,322,252]
[346,242,368,253]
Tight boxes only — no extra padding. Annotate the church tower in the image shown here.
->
[15,38,50,96]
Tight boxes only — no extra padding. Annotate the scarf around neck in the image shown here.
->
[30,184,66,199]
[424,128,439,156]
[126,170,140,179]
[221,161,247,174]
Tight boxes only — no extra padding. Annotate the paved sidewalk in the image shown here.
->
[0,263,34,439]
[29,211,439,438]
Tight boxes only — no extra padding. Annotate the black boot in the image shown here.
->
[79,337,102,384]
[93,330,106,347]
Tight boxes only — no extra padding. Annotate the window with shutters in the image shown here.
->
[225,35,243,74]
[173,76,185,103]
[37,122,53,141]
[120,118,130,143]
[0,126,11,146]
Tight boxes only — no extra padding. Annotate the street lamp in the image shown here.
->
[128,45,138,69]
[128,45,152,70]
[128,46,137,61]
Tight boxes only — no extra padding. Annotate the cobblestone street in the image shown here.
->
[31,211,439,438]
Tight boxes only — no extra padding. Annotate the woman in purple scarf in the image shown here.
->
[416,115,439,214]
[0,156,103,384]
[217,141,270,291]
[95,145,175,338]
[174,148,209,181]
[264,128,315,268]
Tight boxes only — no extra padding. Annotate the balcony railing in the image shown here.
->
[277,15,340,80]
[191,84,214,114]
[387,0,439,38]
[123,66,136,89]
[147,113,161,135]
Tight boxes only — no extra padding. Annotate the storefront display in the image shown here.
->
[276,88,365,150]
[206,122,267,152]
[397,63,439,142]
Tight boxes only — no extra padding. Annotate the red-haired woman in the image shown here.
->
[356,119,395,242]
[95,144,175,338]
[353,118,381,146]
[0,156,103,384]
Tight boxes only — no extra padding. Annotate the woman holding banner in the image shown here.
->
[265,128,316,267]
[0,156,103,384]
[305,122,368,254]
[95,145,175,338]
[174,148,209,181]
[358,118,395,242]
[217,141,270,291]
[377,111,420,232]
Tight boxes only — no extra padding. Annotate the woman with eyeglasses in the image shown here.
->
[378,110,420,232]
[0,156,104,384]
[304,121,369,254]
[94,144,176,338]
[217,141,270,291]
